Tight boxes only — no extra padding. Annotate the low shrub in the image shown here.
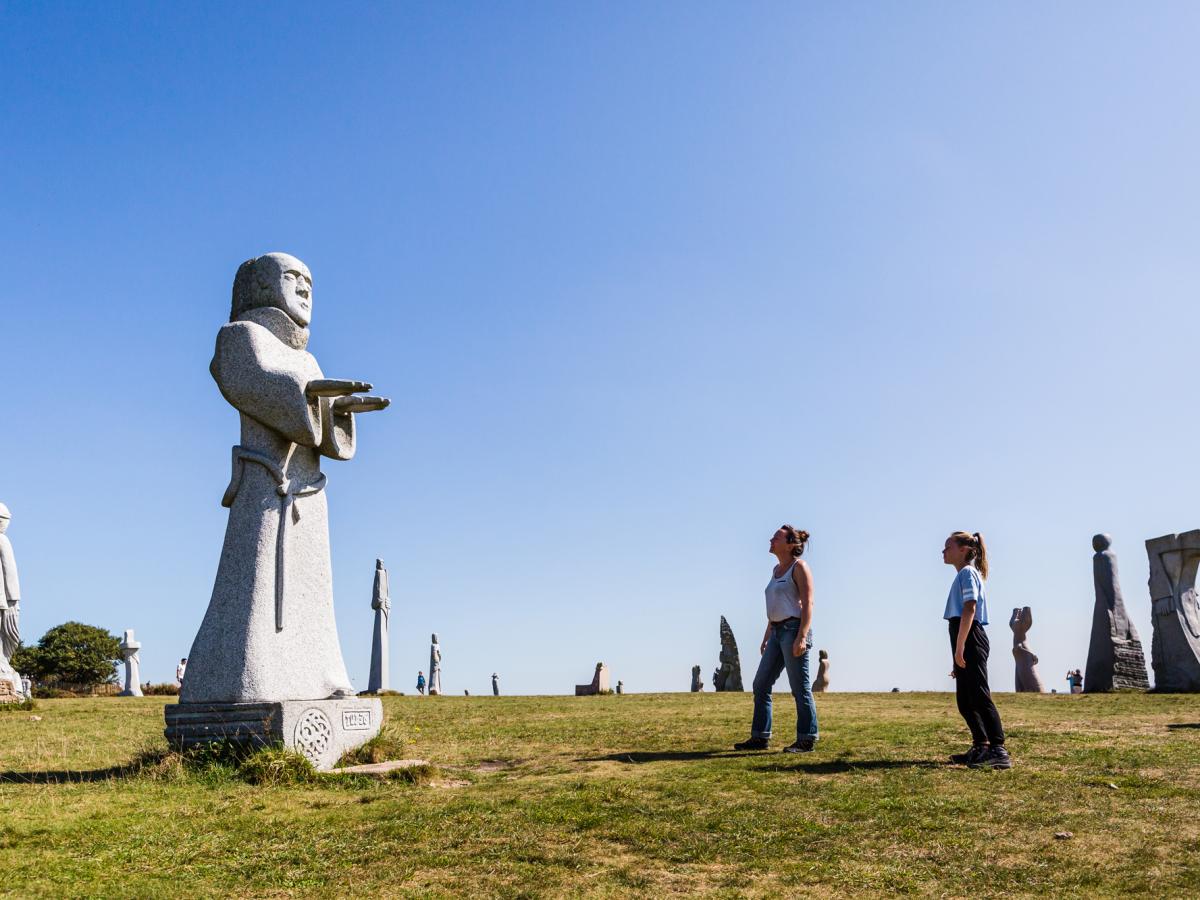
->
[142,683,180,696]
[0,698,36,712]
[337,729,408,767]
[236,747,317,786]
[33,687,78,699]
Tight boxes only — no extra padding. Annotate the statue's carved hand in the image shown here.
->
[306,379,373,398]
[332,395,390,414]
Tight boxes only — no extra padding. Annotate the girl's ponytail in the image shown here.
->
[950,531,989,579]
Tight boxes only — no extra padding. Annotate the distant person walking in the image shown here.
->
[734,525,819,753]
[174,658,187,688]
[943,531,1011,769]
[1066,669,1083,694]
[416,671,426,695]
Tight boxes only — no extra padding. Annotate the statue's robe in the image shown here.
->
[181,306,356,703]
[0,533,21,680]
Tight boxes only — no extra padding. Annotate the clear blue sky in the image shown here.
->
[3,3,1199,694]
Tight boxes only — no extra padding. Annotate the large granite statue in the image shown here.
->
[428,633,441,696]
[1086,534,1149,692]
[714,616,743,692]
[0,503,24,702]
[1144,531,1200,691]
[575,662,611,695]
[811,649,830,692]
[690,665,703,692]
[166,253,390,769]
[1009,607,1044,692]
[119,629,144,697]
[366,559,390,693]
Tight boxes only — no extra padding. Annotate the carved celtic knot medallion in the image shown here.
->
[294,708,333,764]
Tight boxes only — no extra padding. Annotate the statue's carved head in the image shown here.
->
[231,252,313,326]
[1093,533,1113,553]
[1009,606,1033,638]
[0,502,9,535]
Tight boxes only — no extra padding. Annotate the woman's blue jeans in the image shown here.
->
[751,620,819,742]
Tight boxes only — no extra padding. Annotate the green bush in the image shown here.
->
[142,683,180,696]
[12,622,121,687]
[0,698,36,712]
[236,746,318,785]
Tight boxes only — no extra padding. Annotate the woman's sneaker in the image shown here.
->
[950,744,988,765]
[783,740,815,754]
[733,737,770,751]
[968,745,1013,769]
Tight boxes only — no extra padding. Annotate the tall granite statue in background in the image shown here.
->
[1086,534,1149,692]
[166,253,391,769]
[366,558,390,693]
[428,633,442,695]
[0,504,25,702]
[118,629,144,697]
[811,649,830,692]
[714,616,743,691]
[1009,607,1044,692]
[1144,531,1200,692]
[690,665,703,692]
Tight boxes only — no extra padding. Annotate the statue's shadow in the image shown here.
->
[580,750,939,772]
[0,764,139,784]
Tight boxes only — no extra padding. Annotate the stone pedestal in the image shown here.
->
[165,697,382,771]
[119,629,144,697]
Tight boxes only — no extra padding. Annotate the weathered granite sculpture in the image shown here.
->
[616,680,623,694]
[811,649,830,692]
[690,665,703,692]
[1144,531,1200,692]
[575,662,611,695]
[0,503,25,702]
[366,559,390,693]
[492,673,499,696]
[165,253,390,769]
[428,634,442,696]
[714,616,743,692]
[119,629,144,697]
[1084,535,1149,692]
[1009,607,1044,692]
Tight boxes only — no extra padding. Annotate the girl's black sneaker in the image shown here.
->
[968,745,1013,769]
[950,744,988,765]
[733,737,770,751]
[783,740,815,754]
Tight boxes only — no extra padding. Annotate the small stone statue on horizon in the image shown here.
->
[714,616,744,691]
[690,665,703,692]
[492,673,499,696]
[119,629,144,697]
[1010,607,1045,692]
[0,503,25,701]
[811,649,830,692]
[616,680,623,695]
[367,558,390,693]
[428,634,442,696]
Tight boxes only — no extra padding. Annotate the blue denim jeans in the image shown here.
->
[751,620,819,742]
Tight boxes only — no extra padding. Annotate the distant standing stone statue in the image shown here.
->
[366,559,390,693]
[575,662,611,695]
[1085,535,1150,692]
[1009,607,1044,692]
[616,680,623,695]
[428,634,442,696]
[690,665,704,692]
[119,630,144,697]
[811,650,830,692]
[714,616,744,692]
[1144,531,1200,691]
[492,673,499,696]
[0,503,25,702]
[165,253,390,769]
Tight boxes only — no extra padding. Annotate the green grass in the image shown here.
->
[0,692,1197,897]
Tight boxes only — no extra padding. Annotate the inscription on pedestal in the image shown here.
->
[342,709,372,731]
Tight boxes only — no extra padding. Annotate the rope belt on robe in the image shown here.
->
[221,444,327,632]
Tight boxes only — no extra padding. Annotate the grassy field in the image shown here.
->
[0,691,1197,898]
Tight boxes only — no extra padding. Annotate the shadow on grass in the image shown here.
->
[582,750,940,772]
[1167,723,1200,730]
[0,764,142,784]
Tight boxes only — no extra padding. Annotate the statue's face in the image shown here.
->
[259,253,313,327]
[0,516,8,535]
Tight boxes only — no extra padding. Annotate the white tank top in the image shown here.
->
[765,560,804,622]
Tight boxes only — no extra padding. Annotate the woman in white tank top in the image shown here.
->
[733,524,819,753]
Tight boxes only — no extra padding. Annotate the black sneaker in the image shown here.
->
[950,744,988,765]
[783,740,815,754]
[968,745,1013,769]
[733,737,770,751]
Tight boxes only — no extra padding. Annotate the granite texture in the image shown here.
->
[690,665,703,692]
[575,662,611,695]
[1009,607,1045,692]
[179,253,388,705]
[1144,531,1200,691]
[428,634,441,695]
[1085,534,1150,692]
[714,616,744,692]
[367,559,390,693]
[165,696,382,771]
[0,504,24,699]
[119,629,144,697]
[492,673,499,696]
[811,649,830,692]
